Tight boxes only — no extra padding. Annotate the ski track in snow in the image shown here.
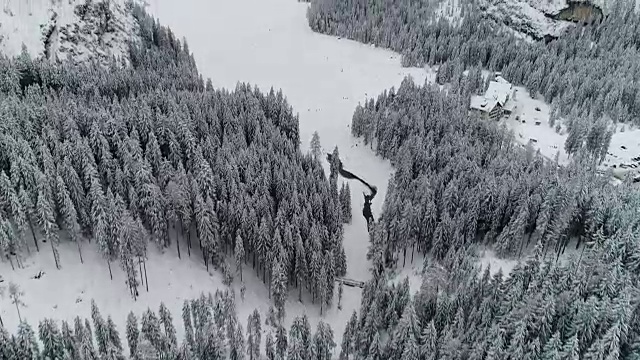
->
[1,0,426,350]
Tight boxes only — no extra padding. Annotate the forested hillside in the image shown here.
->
[343,73,640,358]
[0,3,346,318]
[307,0,640,133]
[308,0,640,355]
[356,76,624,264]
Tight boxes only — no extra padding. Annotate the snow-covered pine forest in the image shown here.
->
[1,288,340,360]
[1,0,640,358]
[308,0,640,155]
[348,76,640,358]
[0,0,351,338]
[304,0,640,358]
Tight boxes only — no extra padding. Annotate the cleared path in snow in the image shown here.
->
[146,0,427,281]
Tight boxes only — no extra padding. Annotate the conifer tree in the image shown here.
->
[141,309,166,357]
[182,301,195,350]
[312,321,336,360]
[266,333,276,360]
[159,303,178,351]
[0,324,14,360]
[229,321,246,360]
[246,310,262,360]
[271,259,287,320]
[91,300,108,357]
[35,171,60,269]
[310,131,322,160]
[235,234,245,281]
[126,312,140,359]
[15,322,40,360]
[276,324,288,359]
[38,319,65,360]
[105,316,124,359]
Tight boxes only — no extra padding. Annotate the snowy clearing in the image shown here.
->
[498,86,640,181]
[2,0,426,350]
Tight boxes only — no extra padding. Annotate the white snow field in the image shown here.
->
[1,0,426,350]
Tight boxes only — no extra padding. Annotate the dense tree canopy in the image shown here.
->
[0,5,345,309]
[308,0,640,127]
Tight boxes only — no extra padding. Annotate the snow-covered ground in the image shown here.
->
[0,0,136,64]
[499,86,640,181]
[1,0,427,350]
[0,239,364,349]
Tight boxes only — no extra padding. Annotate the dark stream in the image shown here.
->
[327,153,377,229]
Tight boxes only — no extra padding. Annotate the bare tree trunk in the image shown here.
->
[29,220,39,252]
[139,257,144,286]
[299,281,302,302]
[176,223,181,260]
[50,239,60,270]
[14,302,21,322]
[0,313,3,327]
[574,243,587,275]
[107,259,113,280]
[187,231,191,257]
[77,240,84,264]
[8,256,15,270]
[403,247,407,267]
[143,257,149,292]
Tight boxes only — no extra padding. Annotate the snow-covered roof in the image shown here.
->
[470,95,498,113]
[495,75,509,84]
[485,81,513,106]
[470,77,515,114]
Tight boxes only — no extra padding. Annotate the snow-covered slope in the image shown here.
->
[0,0,137,64]
[479,0,574,40]
[477,0,614,40]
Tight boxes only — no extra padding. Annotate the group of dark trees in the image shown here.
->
[0,290,337,360]
[0,4,348,315]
